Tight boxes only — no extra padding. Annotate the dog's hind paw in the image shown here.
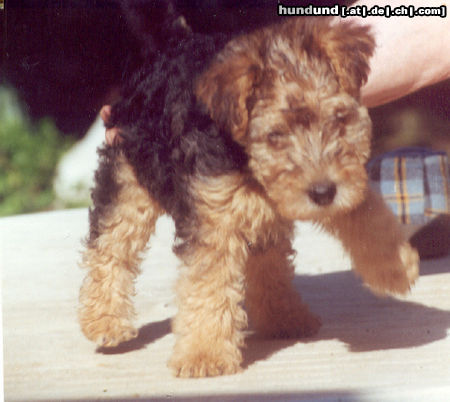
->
[81,315,138,348]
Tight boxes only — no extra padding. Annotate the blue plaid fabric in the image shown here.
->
[367,148,450,225]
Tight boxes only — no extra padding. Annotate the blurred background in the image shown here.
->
[1,0,449,217]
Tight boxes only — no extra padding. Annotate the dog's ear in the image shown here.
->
[319,22,375,98]
[195,38,262,143]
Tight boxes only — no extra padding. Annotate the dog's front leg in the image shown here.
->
[170,236,248,377]
[323,188,419,295]
[169,173,270,377]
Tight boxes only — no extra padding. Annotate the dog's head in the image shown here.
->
[196,18,375,221]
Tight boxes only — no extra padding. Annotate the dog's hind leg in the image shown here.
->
[79,147,163,347]
[245,221,321,339]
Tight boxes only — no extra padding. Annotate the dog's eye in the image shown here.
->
[267,131,287,149]
[335,108,355,125]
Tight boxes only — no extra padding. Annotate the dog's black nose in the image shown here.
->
[308,181,337,206]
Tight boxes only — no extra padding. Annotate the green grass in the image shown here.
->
[0,87,74,216]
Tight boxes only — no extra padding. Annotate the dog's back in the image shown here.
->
[100,3,246,232]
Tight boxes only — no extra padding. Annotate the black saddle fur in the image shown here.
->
[89,0,247,246]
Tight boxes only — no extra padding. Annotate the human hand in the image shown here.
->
[100,105,123,146]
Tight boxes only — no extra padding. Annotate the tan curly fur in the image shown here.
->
[79,17,419,378]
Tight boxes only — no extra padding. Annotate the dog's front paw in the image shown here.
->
[80,313,138,347]
[169,351,242,378]
[169,356,241,378]
[364,242,419,296]
[399,242,420,285]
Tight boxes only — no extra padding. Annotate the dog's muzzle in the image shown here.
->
[308,181,337,206]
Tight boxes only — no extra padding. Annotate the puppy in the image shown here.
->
[79,8,419,377]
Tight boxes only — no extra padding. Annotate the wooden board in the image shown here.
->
[2,209,449,401]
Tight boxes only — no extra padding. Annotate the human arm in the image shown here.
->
[337,0,450,107]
